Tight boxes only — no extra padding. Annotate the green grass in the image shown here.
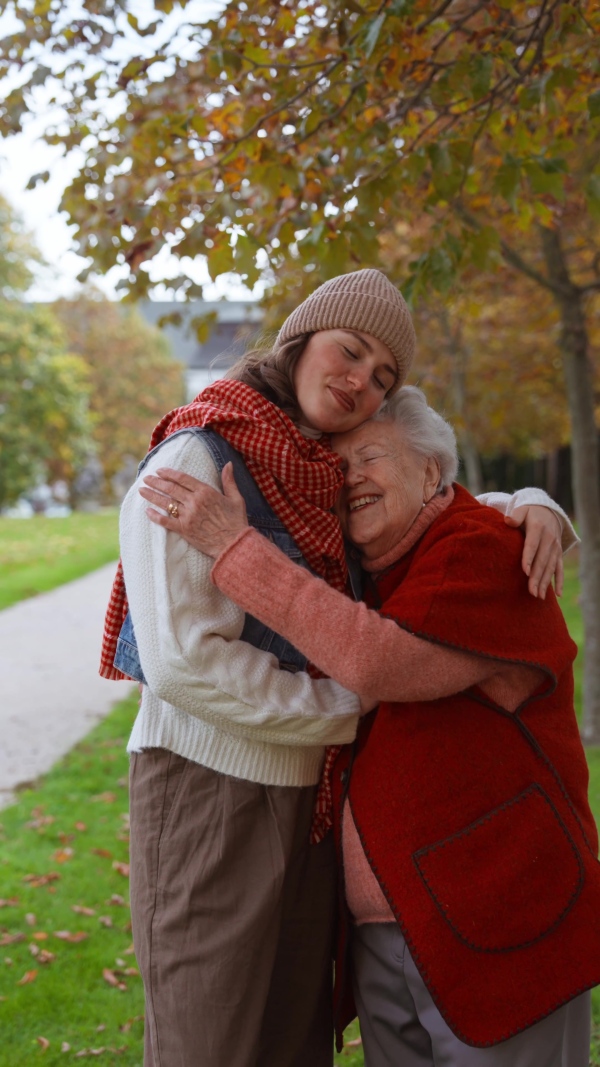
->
[0,511,120,611]
[561,553,583,717]
[0,558,597,1065]
[0,696,143,1066]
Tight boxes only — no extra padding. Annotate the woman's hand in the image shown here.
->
[139,462,249,559]
[504,504,564,599]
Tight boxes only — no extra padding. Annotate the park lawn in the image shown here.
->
[0,511,120,611]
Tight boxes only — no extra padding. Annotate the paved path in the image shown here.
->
[0,564,134,807]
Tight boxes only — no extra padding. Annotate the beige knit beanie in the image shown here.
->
[276,268,416,392]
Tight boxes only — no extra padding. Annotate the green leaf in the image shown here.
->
[25,171,50,190]
[589,91,600,119]
[519,82,542,110]
[493,158,521,206]
[388,0,416,14]
[364,13,386,59]
[233,235,261,285]
[206,239,235,281]
[222,49,243,74]
[469,225,500,270]
[428,142,463,198]
[190,311,218,344]
[469,55,492,100]
[243,45,269,65]
[524,162,565,201]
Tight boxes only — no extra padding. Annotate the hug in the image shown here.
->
[102,269,598,1066]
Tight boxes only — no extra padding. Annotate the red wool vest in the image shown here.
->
[333,485,600,1049]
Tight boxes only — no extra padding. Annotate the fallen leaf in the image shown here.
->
[73,1049,125,1058]
[107,894,126,907]
[123,967,139,977]
[98,916,113,928]
[90,849,112,859]
[96,1025,106,1032]
[72,905,96,916]
[61,1042,71,1052]
[118,1016,143,1033]
[0,933,25,946]
[53,848,74,863]
[123,943,135,956]
[25,913,36,926]
[32,932,48,941]
[112,862,129,878]
[4,957,13,966]
[29,943,40,957]
[23,872,60,888]
[102,968,126,991]
[26,815,54,830]
[58,831,74,844]
[54,931,88,943]
[74,822,87,832]
[91,792,117,803]
[16,968,38,985]
[37,950,55,964]
[36,1037,50,1051]
[0,898,19,908]
[346,1037,363,1047]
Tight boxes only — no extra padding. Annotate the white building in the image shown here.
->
[137,301,264,400]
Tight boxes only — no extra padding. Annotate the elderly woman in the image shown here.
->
[144,387,600,1067]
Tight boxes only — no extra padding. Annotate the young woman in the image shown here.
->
[100,269,571,1067]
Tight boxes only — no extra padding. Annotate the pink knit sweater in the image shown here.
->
[211,492,544,924]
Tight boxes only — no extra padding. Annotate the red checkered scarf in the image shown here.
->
[100,379,348,683]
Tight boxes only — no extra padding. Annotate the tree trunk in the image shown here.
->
[540,225,600,744]
[440,308,485,496]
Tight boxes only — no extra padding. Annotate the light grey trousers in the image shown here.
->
[351,923,591,1067]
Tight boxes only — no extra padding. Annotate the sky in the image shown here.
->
[0,0,260,303]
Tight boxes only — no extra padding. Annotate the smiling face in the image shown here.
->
[333,419,441,560]
[292,329,398,434]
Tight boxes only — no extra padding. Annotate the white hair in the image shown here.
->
[373,386,459,490]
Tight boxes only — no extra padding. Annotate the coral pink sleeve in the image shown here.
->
[211,529,541,709]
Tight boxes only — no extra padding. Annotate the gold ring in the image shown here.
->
[167,501,179,518]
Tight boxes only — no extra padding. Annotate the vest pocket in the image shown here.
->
[412,783,584,953]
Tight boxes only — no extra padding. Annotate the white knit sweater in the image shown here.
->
[121,432,360,787]
[120,431,577,788]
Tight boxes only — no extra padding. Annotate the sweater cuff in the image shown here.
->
[210,527,256,584]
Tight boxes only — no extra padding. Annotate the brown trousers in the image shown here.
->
[129,749,336,1067]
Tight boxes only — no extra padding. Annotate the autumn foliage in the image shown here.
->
[2,2,600,730]
[55,299,186,501]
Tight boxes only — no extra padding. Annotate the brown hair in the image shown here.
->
[224,334,312,422]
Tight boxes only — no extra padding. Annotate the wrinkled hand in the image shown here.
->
[139,463,249,559]
[504,504,563,599]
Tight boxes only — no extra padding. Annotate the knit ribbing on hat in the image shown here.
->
[276,269,416,391]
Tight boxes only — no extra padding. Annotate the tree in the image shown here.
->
[0,303,93,509]
[54,298,186,501]
[2,1,600,732]
[410,269,572,491]
[0,194,39,298]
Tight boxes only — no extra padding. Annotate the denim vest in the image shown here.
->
[114,427,361,684]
